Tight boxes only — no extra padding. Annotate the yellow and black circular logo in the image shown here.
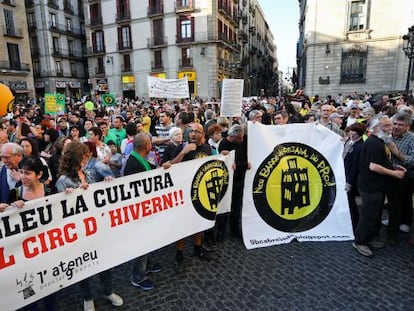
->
[191,160,229,220]
[105,96,113,105]
[57,94,65,102]
[253,143,336,232]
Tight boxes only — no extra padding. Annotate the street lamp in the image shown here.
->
[402,25,414,92]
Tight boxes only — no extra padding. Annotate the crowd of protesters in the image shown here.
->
[0,89,414,310]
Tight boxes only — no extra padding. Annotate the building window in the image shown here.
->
[70,62,77,76]
[153,19,164,45]
[153,50,162,69]
[340,47,367,84]
[52,37,60,53]
[117,0,130,19]
[181,47,192,66]
[4,9,15,36]
[181,19,191,38]
[118,26,132,49]
[49,13,56,28]
[30,36,39,53]
[66,18,72,31]
[56,60,62,75]
[92,30,105,52]
[90,3,102,25]
[177,16,194,42]
[7,43,20,70]
[27,12,35,29]
[68,40,74,56]
[123,54,131,71]
[348,0,367,31]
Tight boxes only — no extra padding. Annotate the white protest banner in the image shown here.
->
[220,79,244,117]
[242,122,354,249]
[0,153,233,310]
[147,76,189,98]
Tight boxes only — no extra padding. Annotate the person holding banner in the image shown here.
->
[169,123,213,272]
[55,141,123,311]
[0,142,23,202]
[353,116,406,257]
[124,133,161,291]
[0,156,58,310]
[218,124,250,240]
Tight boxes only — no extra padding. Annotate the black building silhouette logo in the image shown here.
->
[253,143,336,232]
[191,160,229,220]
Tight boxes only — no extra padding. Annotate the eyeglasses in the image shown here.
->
[190,129,203,134]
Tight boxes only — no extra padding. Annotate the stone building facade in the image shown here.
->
[297,0,414,98]
[0,0,34,104]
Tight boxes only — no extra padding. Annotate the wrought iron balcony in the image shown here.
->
[147,36,168,48]
[179,57,193,68]
[148,4,164,16]
[175,0,194,12]
[0,61,31,72]
[151,61,164,71]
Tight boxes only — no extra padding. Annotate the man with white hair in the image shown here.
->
[0,142,23,202]
[353,116,406,257]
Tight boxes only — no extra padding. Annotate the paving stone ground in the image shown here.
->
[54,220,414,311]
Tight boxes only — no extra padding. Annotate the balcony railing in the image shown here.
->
[151,61,164,71]
[4,26,23,37]
[116,12,131,23]
[179,57,193,68]
[47,0,59,9]
[25,0,34,8]
[176,35,194,44]
[87,47,106,55]
[0,61,31,72]
[63,1,73,14]
[147,36,168,48]
[28,22,37,31]
[2,0,16,6]
[95,67,105,75]
[175,0,194,12]
[90,17,103,27]
[118,41,133,51]
[148,4,164,16]
[49,22,85,37]
[121,65,132,72]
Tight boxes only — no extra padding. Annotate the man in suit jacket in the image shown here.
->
[0,142,23,202]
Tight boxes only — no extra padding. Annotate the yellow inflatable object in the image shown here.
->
[0,83,14,117]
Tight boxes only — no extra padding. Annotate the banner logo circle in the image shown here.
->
[252,143,336,232]
[191,160,229,220]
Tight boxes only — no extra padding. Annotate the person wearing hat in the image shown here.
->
[345,103,361,128]
[330,112,344,130]
[57,116,70,137]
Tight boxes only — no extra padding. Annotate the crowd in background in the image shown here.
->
[1,89,414,310]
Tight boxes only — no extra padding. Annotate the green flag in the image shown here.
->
[102,93,116,106]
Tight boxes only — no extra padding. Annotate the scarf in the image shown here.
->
[130,150,151,171]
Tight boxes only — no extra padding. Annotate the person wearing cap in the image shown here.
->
[57,116,70,137]
[316,105,343,136]
[330,112,344,130]
[345,103,361,128]
[353,116,406,257]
